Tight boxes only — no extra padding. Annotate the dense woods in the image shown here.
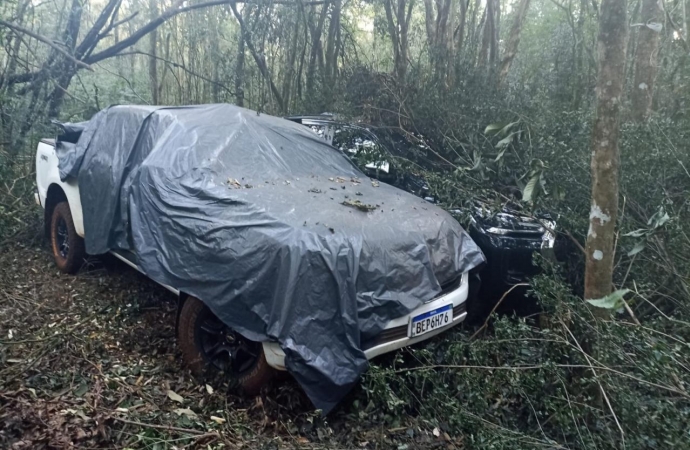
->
[1,0,690,448]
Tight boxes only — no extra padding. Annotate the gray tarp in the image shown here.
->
[56,104,484,412]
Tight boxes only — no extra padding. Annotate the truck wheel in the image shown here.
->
[50,202,86,274]
[177,296,275,394]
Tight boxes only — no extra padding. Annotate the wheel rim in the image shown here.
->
[196,310,260,375]
[56,218,69,259]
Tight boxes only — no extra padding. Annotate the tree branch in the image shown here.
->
[96,11,139,42]
[229,1,286,111]
[75,0,122,58]
[0,20,93,71]
[85,0,324,65]
[114,50,235,97]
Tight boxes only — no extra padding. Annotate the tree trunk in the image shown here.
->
[584,0,628,313]
[384,0,414,82]
[235,6,249,107]
[306,2,329,93]
[148,0,159,105]
[324,0,341,87]
[230,1,285,112]
[456,0,468,56]
[631,0,662,121]
[490,0,500,67]
[498,0,531,85]
[478,1,493,67]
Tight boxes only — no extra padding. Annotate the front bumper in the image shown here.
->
[262,272,469,371]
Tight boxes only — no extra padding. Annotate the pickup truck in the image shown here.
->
[34,104,484,411]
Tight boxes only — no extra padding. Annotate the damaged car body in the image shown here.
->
[35,104,485,413]
[286,115,557,315]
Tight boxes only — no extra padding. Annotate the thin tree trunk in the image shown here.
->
[585,0,628,312]
[478,1,493,67]
[631,0,662,121]
[230,1,285,112]
[324,0,341,86]
[282,14,301,111]
[498,0,531,85]
[306,2,329,92]
[148,0,159,104]
[384,0,413,82]
[489,0,500,67]
[456,0,468,55]
[235,6,249,107]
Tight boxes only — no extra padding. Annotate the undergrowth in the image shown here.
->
[362,262,690,449]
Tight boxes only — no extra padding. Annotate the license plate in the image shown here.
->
[409,304,453,337]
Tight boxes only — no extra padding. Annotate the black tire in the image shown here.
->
[177,296,274,394]
[50,202,86,274]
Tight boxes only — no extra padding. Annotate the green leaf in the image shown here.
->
[484,123,502,134]
[586,289,630,310]
[495,131,518,149]
[648,210,670,229]
[522,174,539,202]
[73,381,89,397]
[497,121,519,138]
[628,241,645,256]
[623,229,648,237]
[495,146,508,162]
[167,390,184,404]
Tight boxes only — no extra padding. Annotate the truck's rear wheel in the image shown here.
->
[50,202,86,274]
[177,296,275,394]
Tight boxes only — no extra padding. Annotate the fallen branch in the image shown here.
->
[110,416,218,437]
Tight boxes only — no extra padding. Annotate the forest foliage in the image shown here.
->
[1,0,690,448]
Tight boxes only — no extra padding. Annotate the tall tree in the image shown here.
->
[324,0,341,88]
[148,0,159,104]
[631,0,662,121]
[584,0,628,312]
[230,1,285,112]
[306,2,329,93]
[477,0,496,68]
[422,0,460,84]
[498,0,531,85]
[383,0,414,82]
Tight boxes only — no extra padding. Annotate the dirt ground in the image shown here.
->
[0,227,460,449]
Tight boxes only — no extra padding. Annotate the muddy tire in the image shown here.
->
[177,296,274,394]
[50,202,86,274]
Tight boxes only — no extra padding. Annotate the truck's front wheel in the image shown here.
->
[177,296,275,394]
[50,202,86,274]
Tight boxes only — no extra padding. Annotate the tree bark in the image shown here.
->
[585,0,628,313]
[235,6,248,106]
[422,0,457,83]
[631,0,662,121]
[490,0,500,67]
[306,2,329,93]
[324,0,341,86]
[230,1,285,111]
[148,0,159,105]
[498,0,531,85]
[478,0,494,67]
[384,0,414,82]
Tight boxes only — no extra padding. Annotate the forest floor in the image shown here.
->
[0,225,461,449]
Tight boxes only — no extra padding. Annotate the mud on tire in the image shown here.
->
[177,296,275,394]
[50,202,86,274]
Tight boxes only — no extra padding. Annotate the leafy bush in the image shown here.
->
[361,261,690,449]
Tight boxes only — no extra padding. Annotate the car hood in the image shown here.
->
[187,174,483,329]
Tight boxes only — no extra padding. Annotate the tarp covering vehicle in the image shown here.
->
[55,104,485,412]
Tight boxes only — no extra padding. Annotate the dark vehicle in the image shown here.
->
[287,115,557,317]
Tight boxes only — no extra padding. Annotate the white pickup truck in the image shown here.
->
[35,134,472,395]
